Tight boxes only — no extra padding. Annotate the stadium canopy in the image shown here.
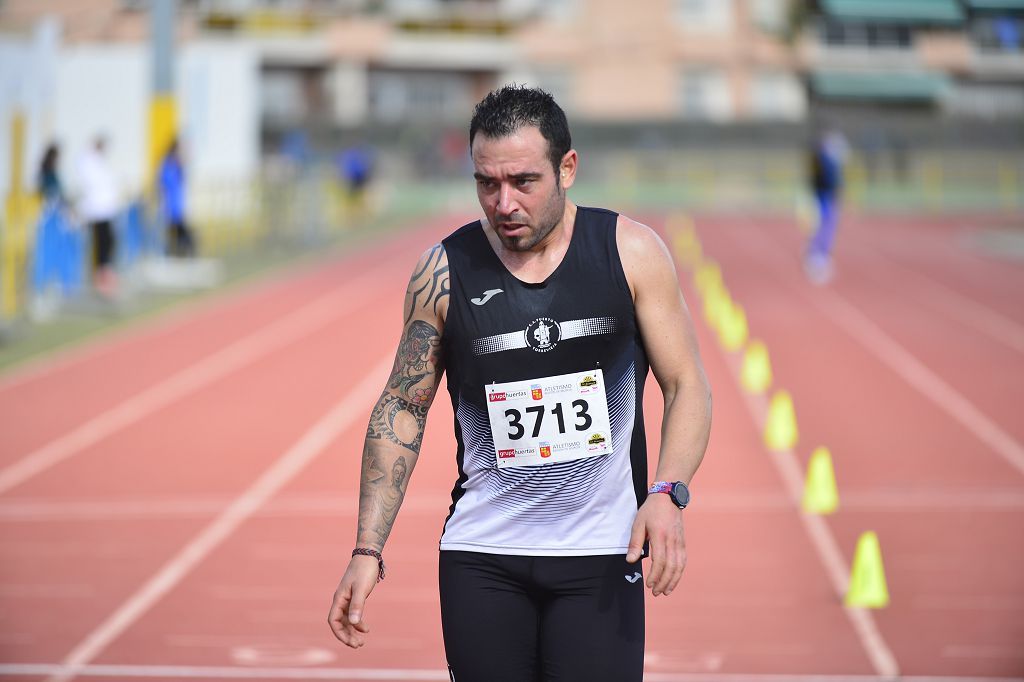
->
[810,71,952,102]
[964,0,1024,10]
[820,0,965,24]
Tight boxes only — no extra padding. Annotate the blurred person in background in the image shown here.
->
[76,134,120,297]
[328,84,712,682]
[336,141,374,208]
[37,142,66,206]
[159,137,196,257]
[805,126,848,284]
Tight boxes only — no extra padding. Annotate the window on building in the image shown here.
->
[678,69,733,121]
[750,71,806,120]
[822,21,912,48]
[971,16,1024,53]
[676,0,733,32]
[751,0,787,33]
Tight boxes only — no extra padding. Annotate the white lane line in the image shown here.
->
[0,268,384,497]
[847,241,1024,355]
[47,356,392,682]
[742,218,1024,478]
[808,288,1024,478]
[3,664,1021,682]
[720,353,900,681]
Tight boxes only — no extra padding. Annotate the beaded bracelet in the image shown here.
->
[352,547,386,583]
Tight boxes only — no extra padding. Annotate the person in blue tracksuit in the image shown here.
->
[159,138,196,257]
[805,129,847,284]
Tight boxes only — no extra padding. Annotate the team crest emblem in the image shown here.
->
[525,317,561,353]
[531,384,543,400]
[539,442,552,458]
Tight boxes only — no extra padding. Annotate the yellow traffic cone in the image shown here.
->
[764,389,798,451]
[671,216,702,268]
[694,260,722,296]
[845,531,890,608]
[676,238,703,269]
[719,302,749,352]
[740,340,772,394]
[802,446,839,514]
[703,283,732,334]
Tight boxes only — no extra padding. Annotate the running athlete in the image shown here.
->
[328,85,712,681]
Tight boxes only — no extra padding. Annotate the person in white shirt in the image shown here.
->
[77,135,120,296]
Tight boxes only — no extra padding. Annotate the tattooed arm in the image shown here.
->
[329,244,448,649]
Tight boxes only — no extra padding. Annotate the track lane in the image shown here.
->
[695,212,1024,676]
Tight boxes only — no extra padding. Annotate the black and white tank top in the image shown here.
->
[439,206,650,555]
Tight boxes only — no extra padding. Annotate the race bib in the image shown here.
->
[485,369,612,469]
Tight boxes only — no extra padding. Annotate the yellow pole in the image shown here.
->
[148,94,178,190]
[2,111,28,319]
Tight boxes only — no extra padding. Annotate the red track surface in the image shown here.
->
[0,210,1021,681]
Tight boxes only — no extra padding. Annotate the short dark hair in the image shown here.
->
[469,84,571,175]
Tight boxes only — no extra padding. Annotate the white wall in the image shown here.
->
[56,44,148,200]
[1,24,260,204]
[0,18,61,200]
[180,41,260,184]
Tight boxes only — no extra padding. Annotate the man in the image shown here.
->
[159,137,196,257]
[328,85,712,681]
[77,135,120,296]
[805,127,848,284]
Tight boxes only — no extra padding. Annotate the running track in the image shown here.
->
[0,209,1022,681]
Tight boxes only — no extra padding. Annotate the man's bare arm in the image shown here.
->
[329,243,448,647]
[617,216,712,597]
[356,243,448,551]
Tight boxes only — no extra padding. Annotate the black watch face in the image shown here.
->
[671,482,690,508]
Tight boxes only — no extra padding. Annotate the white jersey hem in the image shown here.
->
[439,541,629,556]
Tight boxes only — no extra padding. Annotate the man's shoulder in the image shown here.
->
[614,214,665,257]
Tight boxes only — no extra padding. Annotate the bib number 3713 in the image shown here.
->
[485,369,612,469]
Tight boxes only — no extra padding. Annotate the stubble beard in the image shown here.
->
[497,182,566,253]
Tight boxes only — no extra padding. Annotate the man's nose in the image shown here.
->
[497,184,517,215]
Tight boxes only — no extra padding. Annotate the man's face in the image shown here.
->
[471,126,575,252]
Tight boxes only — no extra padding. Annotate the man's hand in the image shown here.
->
[625,494,687,597]
[327,555,381,648]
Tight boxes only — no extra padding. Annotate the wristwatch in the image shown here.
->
[648,481,690,509]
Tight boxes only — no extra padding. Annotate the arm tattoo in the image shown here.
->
[389,320,442,399]
[405,244,449,323]
[357,447,409,548]
[356,251,446,551]
[366,393,429,453]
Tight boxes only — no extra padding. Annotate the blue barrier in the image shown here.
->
[119,201,148,266]
[31,203,86,297]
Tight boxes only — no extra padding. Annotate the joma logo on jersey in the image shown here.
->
[498,449,516,459]
[531,385,543,400]
[489,392,507,402]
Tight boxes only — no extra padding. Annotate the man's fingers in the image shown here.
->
[625,518,646,563]
[646,534,667,593]
[664,548,688,595]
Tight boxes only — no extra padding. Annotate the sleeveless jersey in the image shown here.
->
[438,206,650,556]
